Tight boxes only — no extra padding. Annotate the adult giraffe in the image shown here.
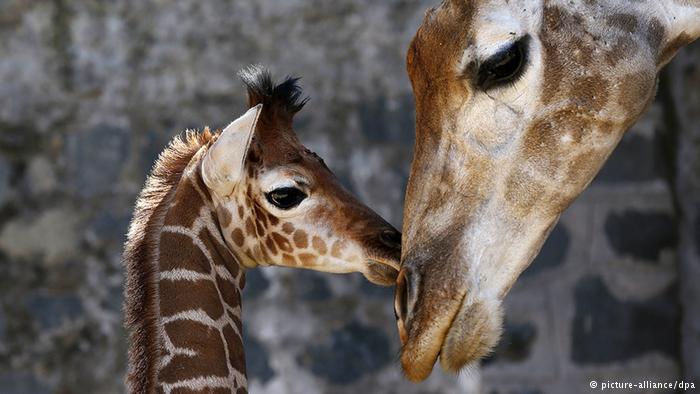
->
[123,66,401,393]
[394,0,700,382]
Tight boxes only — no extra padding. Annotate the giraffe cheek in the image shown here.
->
[281,222,295,234]
[330,240,345,259]
[312,236,328,255]
[293,230,309,249]
[272,232,293,253]
[254,220,265,237]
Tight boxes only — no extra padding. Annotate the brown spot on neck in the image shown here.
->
[164,177,206,228]
[223,324,246,378]
[158,320,230,383]
[159,278,224,320]
[159,232,212,274]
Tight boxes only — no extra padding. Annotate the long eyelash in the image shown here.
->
[475,35,531,90]
[500,63,529,90]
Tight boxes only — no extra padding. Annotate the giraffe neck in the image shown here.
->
[157,162,248,394]
[125,141,249,394]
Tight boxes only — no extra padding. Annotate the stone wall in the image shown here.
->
[0,1,697,393]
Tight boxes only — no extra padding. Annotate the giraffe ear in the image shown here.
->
[202,104,263,197]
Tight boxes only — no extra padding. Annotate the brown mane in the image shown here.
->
[238,65,308,122]
[122,129,215,393]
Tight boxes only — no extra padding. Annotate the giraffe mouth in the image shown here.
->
[364,258,400,286]
[360,227,401,286]
[396,267,505,382]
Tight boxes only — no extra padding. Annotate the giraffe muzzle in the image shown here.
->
[394,266,416,345]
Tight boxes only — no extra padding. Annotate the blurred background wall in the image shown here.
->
[0,1,698,393]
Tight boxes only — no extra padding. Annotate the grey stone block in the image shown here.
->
[289,270,332,302]
[604,210,678,263]
[26,293,84,330]
[571,276,678,364]
[0,155,10,207]
[595,132,667,183]
[483,285,561,383]
[244,331,276,384]
[0,373,51,394]
[522,222,571,277]
[65,123,129,198]
[243,268,271,300]
[299,321,392,385]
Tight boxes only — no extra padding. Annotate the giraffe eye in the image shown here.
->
[476,35,529,90]
[266,187,307,210]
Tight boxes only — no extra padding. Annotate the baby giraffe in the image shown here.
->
[122,66,401,394]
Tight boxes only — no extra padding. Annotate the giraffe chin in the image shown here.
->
[400,296,503,382]
[438,298,503,374]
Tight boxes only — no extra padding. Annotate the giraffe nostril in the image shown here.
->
[395,267,415,344]
[397,269,410,321]
[380,229,402,249]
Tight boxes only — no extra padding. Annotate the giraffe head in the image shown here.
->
[395,0,700,381]
[202,66,401,286]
